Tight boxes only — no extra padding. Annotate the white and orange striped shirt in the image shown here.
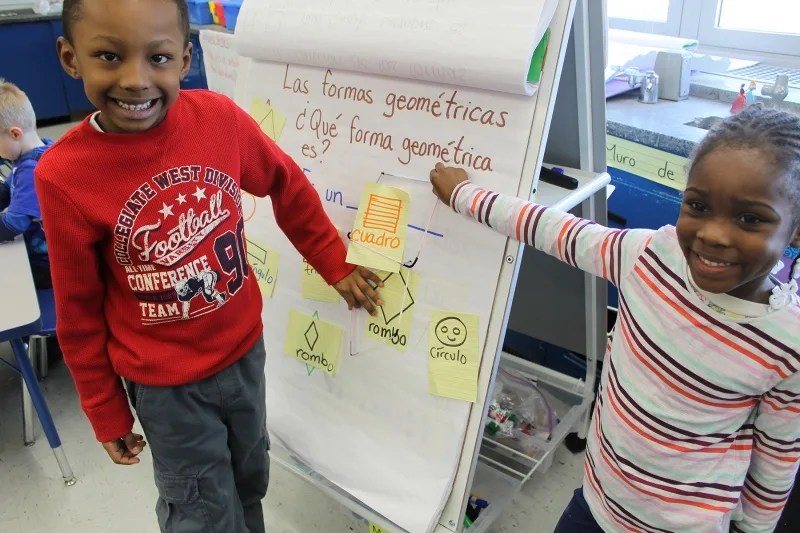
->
[452,182,800,532]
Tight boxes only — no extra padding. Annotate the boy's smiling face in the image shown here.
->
[57,0,192,134]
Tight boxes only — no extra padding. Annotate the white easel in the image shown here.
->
[264,0,612,531]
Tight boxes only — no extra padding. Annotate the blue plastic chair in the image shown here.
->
[15,288,77,485]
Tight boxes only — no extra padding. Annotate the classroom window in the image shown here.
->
[606,0,670,23]
[607,0,682,35]
[716,0,799,34]
[607,0,800,57]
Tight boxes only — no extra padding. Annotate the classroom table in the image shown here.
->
[0,236,76,485]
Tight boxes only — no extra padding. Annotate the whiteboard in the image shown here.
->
[199,30,239,100]
[237,63,539,533]
[232,1,564,531]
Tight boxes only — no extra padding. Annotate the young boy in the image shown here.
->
[35,1,382,532]
[0,80,53,289]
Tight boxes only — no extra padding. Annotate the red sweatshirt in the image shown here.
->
[35,90,353,442]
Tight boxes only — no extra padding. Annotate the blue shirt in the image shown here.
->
[0,139,54,264]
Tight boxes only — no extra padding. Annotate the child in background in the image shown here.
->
[35,1,381,532]
[0,80,53,288]
[430,106,800,532]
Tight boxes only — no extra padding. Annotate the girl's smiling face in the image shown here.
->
[676,147,800,304]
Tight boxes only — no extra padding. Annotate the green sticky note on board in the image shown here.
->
[528,28,551,84]
[428,312,480,403]
[301,259,340,303]
[284,309,342,375]
[369,522,389,533]
[365,269,417,352]
[246,237,279,298]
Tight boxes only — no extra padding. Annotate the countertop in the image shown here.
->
[606,92,726,158]
[0,8,57,25]
[607,75,799,158]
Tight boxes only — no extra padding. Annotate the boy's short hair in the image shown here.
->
[0,80,37,133]
[62,0,191,45]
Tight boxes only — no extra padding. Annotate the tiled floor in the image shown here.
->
[0,343,583,533]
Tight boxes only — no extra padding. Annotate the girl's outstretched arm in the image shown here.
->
[431,164,653,286]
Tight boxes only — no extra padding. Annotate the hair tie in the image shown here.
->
[769,259,800,311]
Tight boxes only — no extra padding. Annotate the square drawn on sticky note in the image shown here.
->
[363,194,403,233]
[346,183,410,273]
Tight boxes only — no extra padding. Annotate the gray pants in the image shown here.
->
[126,337,269,533]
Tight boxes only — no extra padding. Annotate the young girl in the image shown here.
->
[431,107,800,533]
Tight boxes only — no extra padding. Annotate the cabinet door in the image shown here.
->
[0,22,69,120]
[49,20,94,114]
[606,167,683,309]
[607,167,683,230]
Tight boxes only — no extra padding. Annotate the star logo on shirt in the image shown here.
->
[176,193,187,205]
[159,202,174,218]
[192,187,207,202]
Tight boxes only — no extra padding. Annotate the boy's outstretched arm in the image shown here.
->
[232,97,382,314]
[430,163,654,287]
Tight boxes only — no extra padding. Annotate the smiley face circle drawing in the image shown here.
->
[435,316,468,347]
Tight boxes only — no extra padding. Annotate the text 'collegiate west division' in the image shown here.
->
[35,91,351,441]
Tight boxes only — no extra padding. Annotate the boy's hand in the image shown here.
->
[102,432,146,465]
[430,163,470,205]
[334,266,384,315]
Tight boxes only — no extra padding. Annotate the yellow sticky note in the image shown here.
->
[301,259,341,303]
[369,523,389,533]
[246,237,279,298]
[346,184,410,273]
[366,269,417,352]
[428,312,480,402]
[250,98,287,142]
[284,310,342,375]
